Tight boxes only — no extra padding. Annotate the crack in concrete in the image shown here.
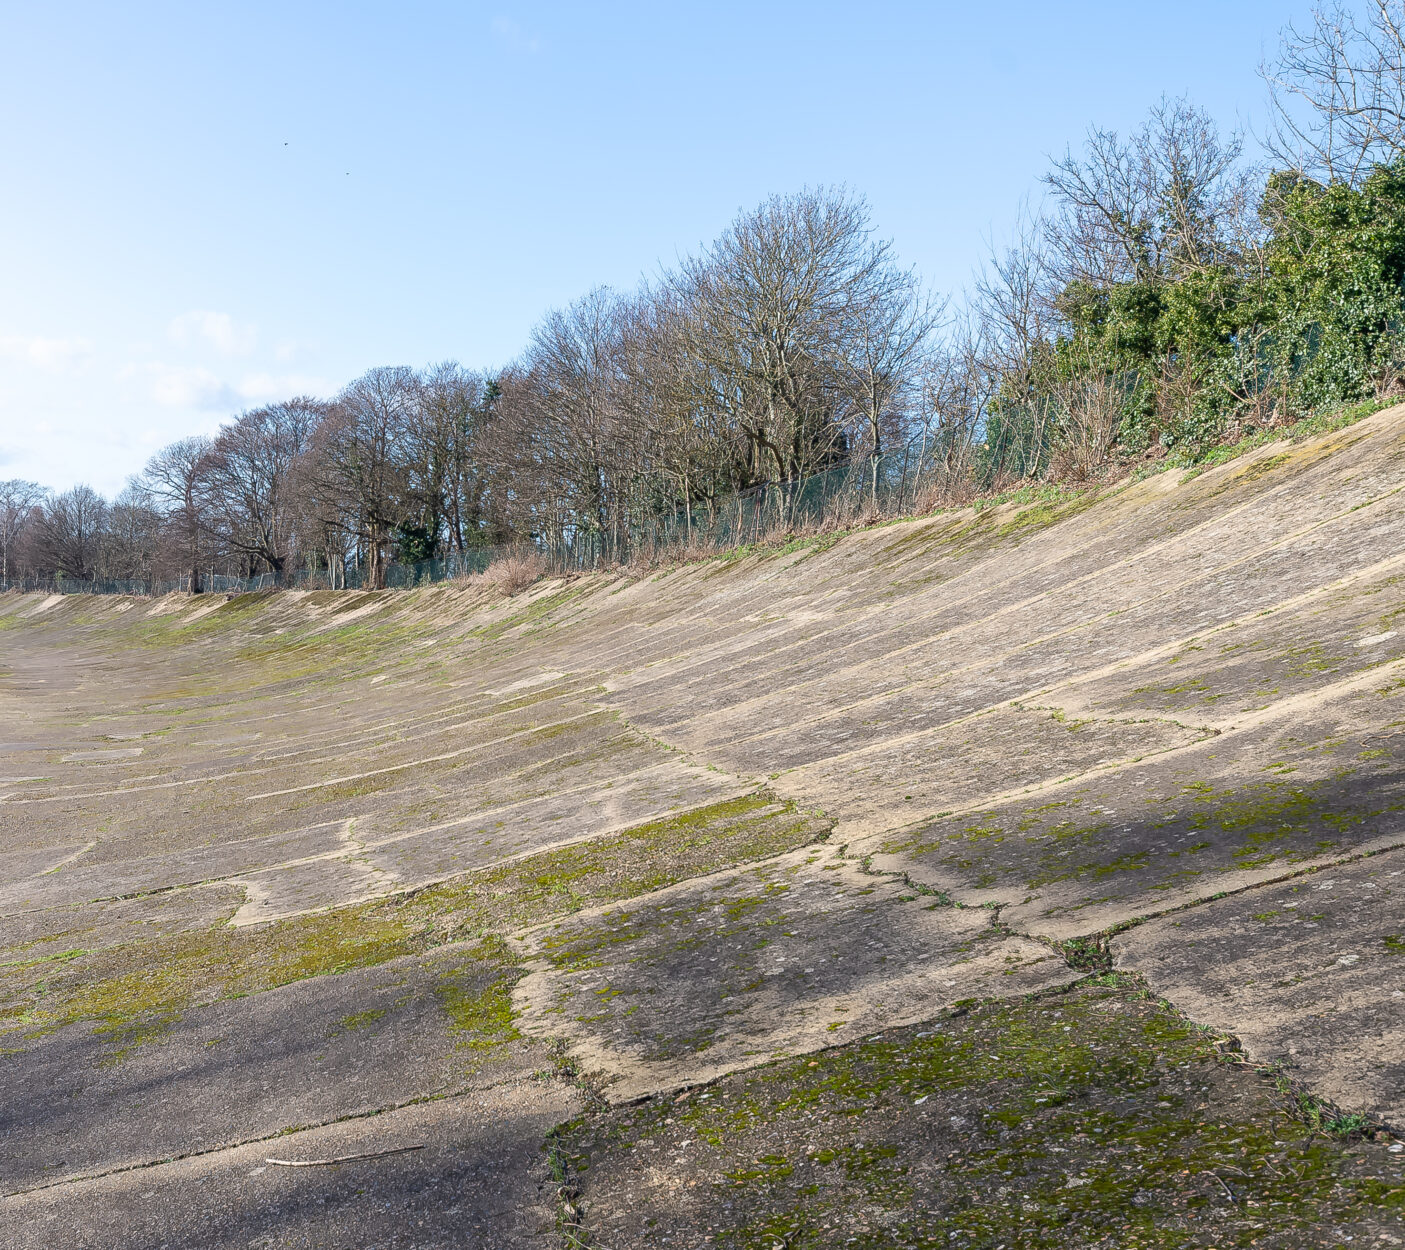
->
[0,1069,551,1200]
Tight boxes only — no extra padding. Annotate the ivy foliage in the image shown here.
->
[1054,160,1405,457]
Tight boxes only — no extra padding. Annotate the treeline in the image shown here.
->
[9,3,1405,590]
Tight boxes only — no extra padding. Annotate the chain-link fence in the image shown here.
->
[1,449,967,596]
[547,448,959,570]
[0,546,515,598]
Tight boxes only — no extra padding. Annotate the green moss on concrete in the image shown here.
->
[433,938,522,1058]
[558,984,1405,1248]
[990,486,1102,538]
[0,792,830,1048]
[334,1007,387,1032]
[898,766,1402,896]
[92,1011,181,1067]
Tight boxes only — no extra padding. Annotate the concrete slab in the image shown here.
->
[786,705,1205,839]
[515,847,1074,1102]
[1115,847,1405,1128]
[557,985,1405,1249]
[0,882,243,963]
[0,945,541,1192]
[866,671,1405,938]
[0,1079,578,1249]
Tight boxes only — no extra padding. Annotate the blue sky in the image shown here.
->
[1,0,1309,494]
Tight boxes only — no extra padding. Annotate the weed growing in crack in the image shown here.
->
[545,1123,591,1249]
[1058,936,1112,973]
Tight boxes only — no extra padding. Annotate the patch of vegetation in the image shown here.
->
[0,792,831,1051]
[899,764,1402,898]
[556,985,1405,1249]
[1059,935,1112,973]
[92,1011,181,1067]
[332,1007,387,1034]
[990,486,1101,537]
[432,941,522,1060]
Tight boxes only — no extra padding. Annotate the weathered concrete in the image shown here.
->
[0,1079,578,1249]
[787,704,1206,840]
[515,846,1074,1101]
[865,675,1405,937]
[3,408,1405,1243]
[1116,847,1405,1128]
[0,945,539,1193]
[556,986,1405,1248]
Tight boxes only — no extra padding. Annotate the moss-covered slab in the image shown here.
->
[1116,847,1405,1128]
[515,847,1073,1102]
[0,1078,578,1249]
[556,984,1405,1249]
[341,760,753,916]
[0,942,534,1192]
[0,675,750,920]
[0,793,829,1051]
[868,674,1405,939]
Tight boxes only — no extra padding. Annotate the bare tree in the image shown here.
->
[104,481,161,581]
[501,288,633,558]
[1265,1,1405,185]
[676,187,889,490]
[914,311,999,491]
[1044,97,1258,287]
[320,367,419,589]
[1050,353,1132,479]
[288,437,357,589]
[418,362,493,554]
[615,285,745,538]
[0,479,45,584]
[972,216,1061,478]
[143,437,214,592]
[35,485,107,581]
[833,265,944,506]
[203,400,322,578]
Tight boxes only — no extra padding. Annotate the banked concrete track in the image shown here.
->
[2,409,1405,1247]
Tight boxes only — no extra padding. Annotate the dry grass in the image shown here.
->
[469,552,546,597]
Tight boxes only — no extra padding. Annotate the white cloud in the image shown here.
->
[123,363,238,410]
[122,363,334,412]
[0,335,93,371]
[491,15,540,53]
[167,310,258,356]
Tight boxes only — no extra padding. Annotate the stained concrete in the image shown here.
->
[514,846,1074,1101]
[1116,847,1405,1128]
[0,1080,578,1249]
